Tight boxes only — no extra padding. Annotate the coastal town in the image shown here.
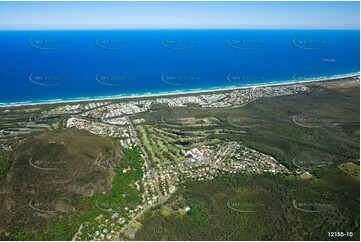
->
[0,83,311,240]
[59,84,302,240]
[57,84,310,116]
[0,77,359,241]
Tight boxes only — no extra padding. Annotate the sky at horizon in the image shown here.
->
[0,1,359,30]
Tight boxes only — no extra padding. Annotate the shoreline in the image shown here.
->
[0,72,359,108]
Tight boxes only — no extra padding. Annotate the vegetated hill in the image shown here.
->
[0,128,121,238]
[135,169,360,241]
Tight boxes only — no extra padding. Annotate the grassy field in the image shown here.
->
[135,123,231,167]
[338,163,360,180]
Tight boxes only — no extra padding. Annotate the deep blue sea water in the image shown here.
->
[0,30,359,105]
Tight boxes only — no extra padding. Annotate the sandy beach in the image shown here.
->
[0,72,359,108]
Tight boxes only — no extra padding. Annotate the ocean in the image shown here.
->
[0,29,359,105]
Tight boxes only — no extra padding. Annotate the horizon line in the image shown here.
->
[0,28,360,31]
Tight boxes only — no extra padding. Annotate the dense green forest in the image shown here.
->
[136,168,359,241]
